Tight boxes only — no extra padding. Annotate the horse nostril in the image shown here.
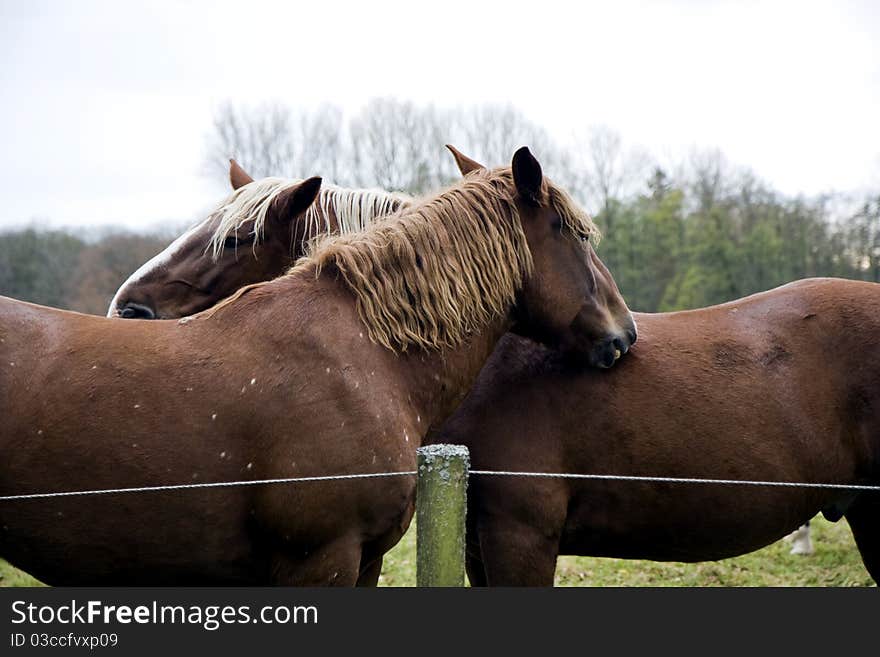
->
[627,328,637,346]
[120,303,156,320]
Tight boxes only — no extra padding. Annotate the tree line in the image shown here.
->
[2,98,878,315]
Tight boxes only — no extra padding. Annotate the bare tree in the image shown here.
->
[205,102,346,183]
[205,102,297,180]
[687,147,730,213]
[450,104,558,166]
[291,104,346,184]
[568,125,651,218]
[349,98,452,194]
[203,99,642,209]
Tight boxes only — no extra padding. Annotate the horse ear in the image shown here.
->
[512,147,543,205]
[445,144,486,176]
[270,177,322,225]
[229,158,254,190]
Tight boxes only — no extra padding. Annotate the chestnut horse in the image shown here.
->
[441,283,880,585]
[0,148,635,585]
[107,159,410,320]
[112,150,849,585]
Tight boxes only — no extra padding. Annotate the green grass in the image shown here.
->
[378,515,874,587]
[0,560,42,587]
[2,516,873,587]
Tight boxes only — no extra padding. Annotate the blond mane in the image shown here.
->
[293,167,597,352]
[206,178,411,260]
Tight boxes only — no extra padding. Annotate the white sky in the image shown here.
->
[1,0,878,231]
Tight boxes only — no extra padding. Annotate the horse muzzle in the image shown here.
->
[115,302,157,320]
[588,334,629,369]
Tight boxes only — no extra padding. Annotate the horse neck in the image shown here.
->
[203,266,513,437]
[398,317,514,436]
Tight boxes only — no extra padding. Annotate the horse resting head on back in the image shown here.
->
[0,147,635,586]
[109,148,636,368]
[107,159,411,321]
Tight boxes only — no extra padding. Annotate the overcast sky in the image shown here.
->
[1,0,878,231]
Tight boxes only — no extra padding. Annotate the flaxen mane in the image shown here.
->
[294,167,597,352]
[206,178,411,260]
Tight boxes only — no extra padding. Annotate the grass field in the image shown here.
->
[377,515,874,586]
[2,515,872,587]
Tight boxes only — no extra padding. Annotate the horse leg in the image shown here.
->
[478,520,559,586]
[356,556,383,587]
[270,537,362,586]
[845,493,880,583]
[465,551,488,587]
[355,517,412,587]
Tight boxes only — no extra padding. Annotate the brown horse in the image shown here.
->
[438,281,880,585]
[113,150,855,585]
[107,159,410,319]
[0,148,635,585]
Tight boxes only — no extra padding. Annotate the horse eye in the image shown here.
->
[224,234,255,249]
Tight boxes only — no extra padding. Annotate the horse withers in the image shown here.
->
[0,148,635,585]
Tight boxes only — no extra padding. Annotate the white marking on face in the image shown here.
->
[106,220,208,317]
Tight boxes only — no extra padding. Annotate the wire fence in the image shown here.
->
[2,468,879,501]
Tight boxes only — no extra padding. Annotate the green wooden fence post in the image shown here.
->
[416,444,470,587]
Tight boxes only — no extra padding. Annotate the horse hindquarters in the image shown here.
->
[845,493,880,583]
